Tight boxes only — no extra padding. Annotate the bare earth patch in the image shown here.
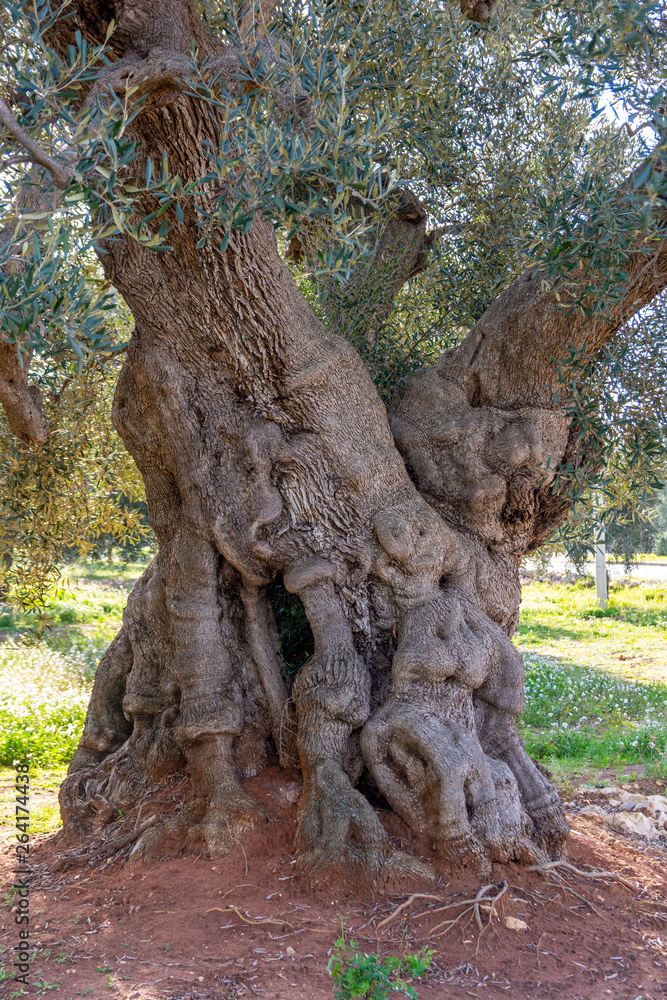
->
[0,768,665,1000]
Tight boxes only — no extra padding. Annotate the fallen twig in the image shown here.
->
[375,894,444,930]
[205,905,335,935]
[205,905,293,928]
[556,882,603,918]
[51,815,159,872]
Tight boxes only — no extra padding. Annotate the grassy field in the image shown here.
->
[516,577,667,784]
[518,578,667,684]
[0,563,666,839]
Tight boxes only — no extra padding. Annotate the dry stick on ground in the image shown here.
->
[549,879,604,918]
[204,905,334,935]
[375,893,445,930]
[205,905,295,928]
[528,861,638,891]
[51,815,158,871]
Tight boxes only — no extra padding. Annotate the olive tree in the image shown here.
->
[1,0,666,884]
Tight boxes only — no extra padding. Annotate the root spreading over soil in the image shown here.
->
[2,768,666,1000]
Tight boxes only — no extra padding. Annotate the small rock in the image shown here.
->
[504,916,528,931]
[602,810,658,840]
[646,795,667,829]
[286,946,296,957]
[579,805,605,822]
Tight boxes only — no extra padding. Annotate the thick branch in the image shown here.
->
[390,147,667,558]
[441,147,667,411]
[291,187,437,347]
[0,343,48,445]
[0,98,72,189]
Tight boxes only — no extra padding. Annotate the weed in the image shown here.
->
[327,939,433,999]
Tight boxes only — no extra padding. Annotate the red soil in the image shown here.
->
[1,767,666,1000]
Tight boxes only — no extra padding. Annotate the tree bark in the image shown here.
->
[50,0,664,886]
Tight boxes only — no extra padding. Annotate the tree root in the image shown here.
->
[361,700,532,872]
[527,860,638,891]
[51,815,159,871]
[295,758,391,886]
[416,882,509,937]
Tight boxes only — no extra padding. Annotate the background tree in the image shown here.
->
[1,0,666,886]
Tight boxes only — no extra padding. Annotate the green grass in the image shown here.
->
[518,649,667,775]
[516,578,667,777]
[0,766,68,839]
[606,552,667,563]
[0,631,114,767]
[0,576,134,634]
[517,578,667,685]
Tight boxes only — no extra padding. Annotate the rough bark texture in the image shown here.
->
[4,0,659,885]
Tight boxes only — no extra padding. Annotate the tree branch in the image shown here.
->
[0,98,72,189]
[290,187,438,347]
[406,143,667,412]
[0,343,48,445]
[389,144,667,555]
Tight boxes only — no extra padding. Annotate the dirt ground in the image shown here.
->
[1,768,666,1000]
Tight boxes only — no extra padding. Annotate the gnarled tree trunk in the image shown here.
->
[34,0,665,886]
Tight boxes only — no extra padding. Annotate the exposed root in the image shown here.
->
[194,790,266,858]
[125,814,191,867]
[295,757,388,884]
[51,815,159,871]
[362,700,529,873]
[528,860,638,891]
[422,882,509,938]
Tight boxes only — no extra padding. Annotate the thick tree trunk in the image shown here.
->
[56,0,667,886]
[58,99,569,881]
[32,0,664,888]
[52,0,578,882]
